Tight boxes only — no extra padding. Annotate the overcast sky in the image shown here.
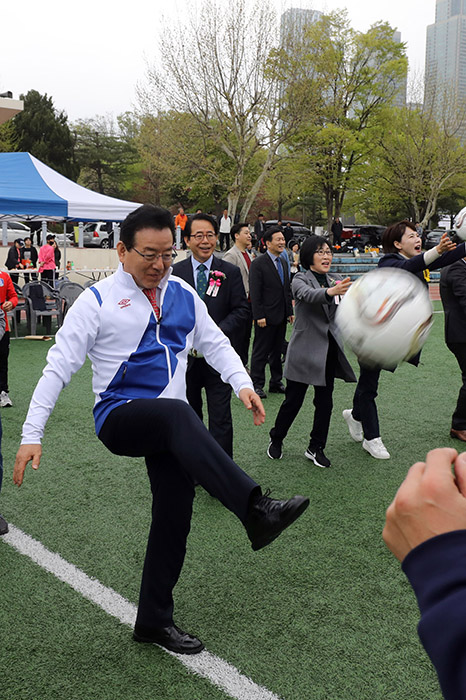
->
[1,0,434,123]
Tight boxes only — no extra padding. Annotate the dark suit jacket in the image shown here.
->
[254,219,266,239]
[249,252,292,325]
[440,259,466,344]
[171,255,249,354]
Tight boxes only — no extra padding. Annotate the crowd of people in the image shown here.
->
[1,206,466,698]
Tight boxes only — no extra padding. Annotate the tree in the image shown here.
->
[12,90,78,179]
[0,119,16,153]
[283,12,407,232]
[137,110,232,210]
[139,0,303,220]
[73,114,140,198]
[368,101,466,228]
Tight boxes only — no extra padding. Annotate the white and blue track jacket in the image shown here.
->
[21,264,253,444]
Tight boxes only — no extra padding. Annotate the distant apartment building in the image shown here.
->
[426,0,466,139]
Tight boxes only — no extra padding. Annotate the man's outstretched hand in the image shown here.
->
[13,444,42,486]
[238,388,266,426]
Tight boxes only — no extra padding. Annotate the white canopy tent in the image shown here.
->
[0,152,142,223]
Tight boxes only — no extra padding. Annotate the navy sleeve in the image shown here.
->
[402,530,466,700]
[429,242,466,270]
[379,244,466,273]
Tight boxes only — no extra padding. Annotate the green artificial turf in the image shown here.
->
[0,305,454,699]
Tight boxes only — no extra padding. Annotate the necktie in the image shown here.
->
[143,288,160,320]
[276,257,284,284]
[197,263,208,298]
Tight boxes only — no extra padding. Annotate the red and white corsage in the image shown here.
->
[206,270,226,297]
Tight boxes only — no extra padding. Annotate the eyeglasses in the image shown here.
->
[191,233,217,242]
[315,249,333,257]
[132,247,173,263]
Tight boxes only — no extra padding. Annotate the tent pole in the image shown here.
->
[63,222,67,278]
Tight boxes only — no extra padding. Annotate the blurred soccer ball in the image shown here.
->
[336,268,433,369]
[454,206,466,241]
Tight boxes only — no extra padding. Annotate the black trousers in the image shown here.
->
[448,342,466,430]
[99,398,258,629]
[270,337,338,449]
[250,320,286,389]
[352,363,381,440]
[237,304,253,367]
[219,232,230,251]
[0,331,10,393]
[186,357,233,457]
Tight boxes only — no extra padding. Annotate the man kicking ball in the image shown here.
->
[13,204,309,655]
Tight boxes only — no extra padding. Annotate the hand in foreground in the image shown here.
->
[238,388,265,426]
[436,233,456,255]
[2,301,13,312]
[383,448,466,561]
[327,276,352,297]
[256,318,267,328]
[13,444,42,486]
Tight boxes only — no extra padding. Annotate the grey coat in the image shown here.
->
[284,270,356,386]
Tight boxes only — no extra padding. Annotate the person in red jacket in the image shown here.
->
[0,272,18,407]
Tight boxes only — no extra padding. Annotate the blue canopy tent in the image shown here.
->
[0,152,142,222]
[0,152,143,272]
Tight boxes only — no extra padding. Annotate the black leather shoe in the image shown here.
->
[133,624,204,654]
[269,382,286,394]
[0,514,8,536]
[254,386,267,399]
[245,491,309,551]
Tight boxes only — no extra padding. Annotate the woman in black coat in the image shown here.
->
[344,220,466,461]
[5,238,24,285]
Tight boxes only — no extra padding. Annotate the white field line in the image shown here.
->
[3,524,281,700]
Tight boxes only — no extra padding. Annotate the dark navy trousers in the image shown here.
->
[99,398,258,629]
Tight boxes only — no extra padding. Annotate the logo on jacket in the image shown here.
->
[118,298,131,308]
[0,279,4,287]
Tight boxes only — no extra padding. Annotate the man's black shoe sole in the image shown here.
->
[133,631,204,655]
[251,496,310,551]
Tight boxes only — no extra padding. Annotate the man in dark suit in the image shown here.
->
[249,226,293,399]
[440,253,466,441]
[172,213,249,457]
[254,214,266,246]
[331,218,343,247]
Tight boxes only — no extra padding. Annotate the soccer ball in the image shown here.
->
[454,206,466,240]
[335,268,433,369]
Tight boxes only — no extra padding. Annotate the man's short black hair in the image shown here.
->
[184,213,218,238]
[230,222,249,241]
[263,226,283,243]
[299,235,329,270]
[120,204,175,249]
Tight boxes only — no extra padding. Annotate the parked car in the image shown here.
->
[36,227,74,246]
[264,219,312,244]
[0,221,31,244]
[83,222,113,248]
[424,228,455,251]
[341,225,386,251]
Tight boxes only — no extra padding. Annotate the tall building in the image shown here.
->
[392,31,407,108]
[279,7,322,42]
[425,0,466,137]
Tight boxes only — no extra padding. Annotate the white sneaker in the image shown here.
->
[363,437,390,460]
[343,409,363,442]
[0,391,12,407]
